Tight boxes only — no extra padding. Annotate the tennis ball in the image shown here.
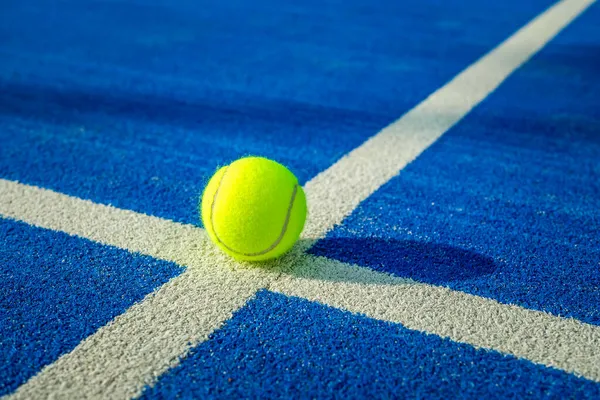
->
[201,156,307,261]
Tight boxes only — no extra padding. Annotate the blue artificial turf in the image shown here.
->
[140,290,600,399]
[0,0,551,225]
[311,3,600,325]
[0,218,183,396]
[1,0,597,396]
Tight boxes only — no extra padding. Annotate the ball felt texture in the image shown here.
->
[201,157,307,261]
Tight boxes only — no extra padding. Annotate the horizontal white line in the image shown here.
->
[2,0,596,397]
[271,254,600,382]
[0,180,278,399]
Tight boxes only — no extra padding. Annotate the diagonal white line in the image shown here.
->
[0,180,278,400]
[2,0,596,398]
[301,0,597,243]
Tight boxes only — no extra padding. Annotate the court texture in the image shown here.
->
[1,0,599,398]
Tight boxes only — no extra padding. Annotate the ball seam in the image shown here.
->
[210,166,299,257]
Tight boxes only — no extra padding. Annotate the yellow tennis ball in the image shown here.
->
[201,156,307,261]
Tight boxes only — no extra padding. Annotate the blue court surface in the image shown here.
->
[1,0,599,398]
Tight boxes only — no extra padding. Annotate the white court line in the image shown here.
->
[0,180,278,400]
[2,0,597,397]
[301,0,597,242]
[271,254,600,382]
[3,178,600,398]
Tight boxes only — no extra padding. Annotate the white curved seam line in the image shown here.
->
[210,167,299,257]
